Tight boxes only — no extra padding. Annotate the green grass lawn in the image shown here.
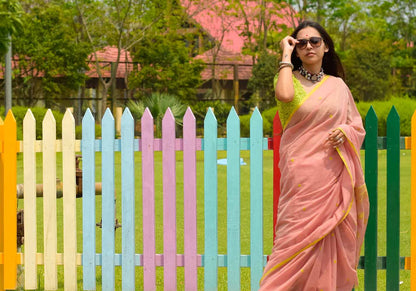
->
[15,149,411,290]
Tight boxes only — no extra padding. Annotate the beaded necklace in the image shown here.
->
[299,65,324,83]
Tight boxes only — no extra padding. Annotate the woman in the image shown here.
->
[259,21,369,290]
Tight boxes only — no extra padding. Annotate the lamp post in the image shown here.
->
[5,35,12,116]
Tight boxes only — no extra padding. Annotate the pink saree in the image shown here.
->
[259,75,369,291]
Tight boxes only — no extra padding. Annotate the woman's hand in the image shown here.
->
[280,36,298,55]
[327,129,346,148]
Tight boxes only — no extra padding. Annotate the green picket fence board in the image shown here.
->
[364,106,378,290]
[386,106,401,291]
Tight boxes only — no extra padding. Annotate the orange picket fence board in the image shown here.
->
[0,111,17,291]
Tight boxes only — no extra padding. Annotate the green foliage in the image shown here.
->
[0,0,23,56]
[0,106,64,140]
[343,33,395,101]
[13,3,91,106]
[240,106,277,137]
[247,52,279,111]
[127,92,187,137]
[190,101,232,136]
[357,96,416,136]
[129,33,205,101]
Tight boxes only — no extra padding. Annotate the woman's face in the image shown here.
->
[295,26,328,67]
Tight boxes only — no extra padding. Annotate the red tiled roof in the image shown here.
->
[182,0,294,80]
[86,46,137,79]
[181,0,294,53]
[195,47,254,80]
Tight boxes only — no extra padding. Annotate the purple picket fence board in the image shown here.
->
[141,109,156,291]
[162,108,177,290]
[183,108,197,290]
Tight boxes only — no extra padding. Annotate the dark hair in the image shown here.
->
[290,21,345,80]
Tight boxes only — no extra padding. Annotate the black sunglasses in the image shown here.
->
[296,37,323,49]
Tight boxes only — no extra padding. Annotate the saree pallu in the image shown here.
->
[259,76,369,291]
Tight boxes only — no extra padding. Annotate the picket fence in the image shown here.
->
[0,106,414,291]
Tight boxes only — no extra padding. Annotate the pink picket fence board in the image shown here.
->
[162,109,177,290]
[183,108,198,290]
[141,108,156,291]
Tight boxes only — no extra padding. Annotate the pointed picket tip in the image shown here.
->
[24,109,35,121]
[43,109,56,124]
[387,105,399,118]
[412,109,416,124]
[227,106,238,119]
[63,108,75,124]
[184,107,195,122]
[227,106,239,127]
[387,106,400,126]
[163,107,174,122]
[83,108,94,122]
[142,107,153,120]
[204,107,217,123]
[103,108,115,122]
[366,106,378,120]
[4,109,16,123]
[122,107,133,120]
[250,107,262,122]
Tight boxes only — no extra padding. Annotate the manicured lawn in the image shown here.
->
[16,149,411,290]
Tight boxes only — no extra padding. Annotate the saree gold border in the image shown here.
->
[337,127,360,158]
[260,147,355,284]
[282,75,330,130]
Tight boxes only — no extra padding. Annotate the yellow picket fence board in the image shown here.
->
[0,112,17,290]
[43,110,58,290]
[412,112,416,291]
[23,109,38,289]
[62,110,77,291]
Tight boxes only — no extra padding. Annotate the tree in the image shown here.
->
[129,32,204,101]
[75,0,158,119]
[12,2,90,107]
[343,33,394,101]
[0,0,23,57]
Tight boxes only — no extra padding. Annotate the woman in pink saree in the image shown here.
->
[259,21,369,290]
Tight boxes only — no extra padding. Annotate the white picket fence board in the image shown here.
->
[62,109,77,291]
[42,109,58,290]
[23,109,37,289]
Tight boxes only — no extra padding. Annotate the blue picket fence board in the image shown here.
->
[81,109,96,290]
[121,108,135,290]
[227,107,241,291]
[204,108,218,291]
[250,108,264,290]
[101,109,115,291]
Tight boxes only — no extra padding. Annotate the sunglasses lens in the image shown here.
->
[296,37,322,49]
[310,37,322,46]
[297,39,308,48]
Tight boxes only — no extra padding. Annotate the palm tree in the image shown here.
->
[127,92,187,137]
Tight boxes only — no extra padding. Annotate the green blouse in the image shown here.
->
[274,73,307,129]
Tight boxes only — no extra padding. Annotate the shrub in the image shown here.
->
[239,107,277,137]
[0,106,64,140]
[357,96,416,136]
